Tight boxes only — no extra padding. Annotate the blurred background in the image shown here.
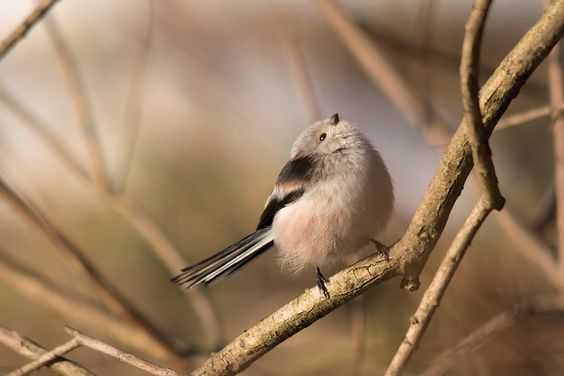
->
[0,0,563,375]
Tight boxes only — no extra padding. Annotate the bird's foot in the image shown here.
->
[316,267,330,299]
[371,239,392,260]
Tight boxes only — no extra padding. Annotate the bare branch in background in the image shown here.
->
[190,4,564,374]
[273,12,322,123]
[0,82,224,348]
[0,326,95,376]
[420,294,564,376]
[496,104,551,130]
[0,86,88,178]
[0,252,200,359]
[0,0,61,60]
[494,208,564,289]
[460,0,504,210]
[316,0,426,129]
[43,16,111,192]
[0,2,224,347]
[385,198,492,376]
[4,327,186,376]
[546,4,564,276]
[113,0,154,193]
[0,175,187,361]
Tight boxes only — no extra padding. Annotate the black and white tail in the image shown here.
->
[171,228,274,288]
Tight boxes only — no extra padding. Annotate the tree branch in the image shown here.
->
[460,0,505,210]
[0,326,94,376]
[5,326,187,376]
[65,327,186,376]
[188,2,564,374]
[0,0,61,60]
[385,198,492,376]
[6,337,81,376]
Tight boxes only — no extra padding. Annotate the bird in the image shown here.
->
[172,114,394,298]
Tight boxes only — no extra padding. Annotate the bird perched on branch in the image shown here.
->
[172,114,394,298]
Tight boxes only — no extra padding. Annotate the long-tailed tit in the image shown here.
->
[172,114,394,298]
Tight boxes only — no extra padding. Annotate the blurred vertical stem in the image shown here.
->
[546,3,564,275]
[43,16,111,193]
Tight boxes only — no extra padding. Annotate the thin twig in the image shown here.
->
[420,294,564,376]
[113,0,154,193]
[0,0,61,60]
[315,0,426,129]
[385,198,492,376]
[190,5,564,374]
[546,3,564,276]
[273,13,322,123]
[496,104,551,130]
[0,175,186,360]
[66,327,186,376]
[44,16,111,192]
[0,252,199,359]
[6,337,81,376]
[460,0,505,210]
[0,325,95,376]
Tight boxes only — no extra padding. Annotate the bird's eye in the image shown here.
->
[319,133,327,142]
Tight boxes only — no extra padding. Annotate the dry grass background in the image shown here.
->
[0,0,563,375]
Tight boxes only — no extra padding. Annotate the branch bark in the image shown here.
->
[0,0,61,60]
[189,4,564,374]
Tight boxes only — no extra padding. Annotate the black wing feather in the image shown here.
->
[256,189,304,230]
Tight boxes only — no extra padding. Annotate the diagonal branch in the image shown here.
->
[66,327,185,376]
[0,175,186,360]
[44,16,111,192]
[315,0,426,129]
[460,0,505,210]
[6,337,81,376]
[5,326,187,376]
[189,4,564,374]
[384,198,492,376]
[0,0,61,60]
[113,0,154,193]
[0,326,95,376]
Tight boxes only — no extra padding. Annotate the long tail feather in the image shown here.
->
[171,228,274,288]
